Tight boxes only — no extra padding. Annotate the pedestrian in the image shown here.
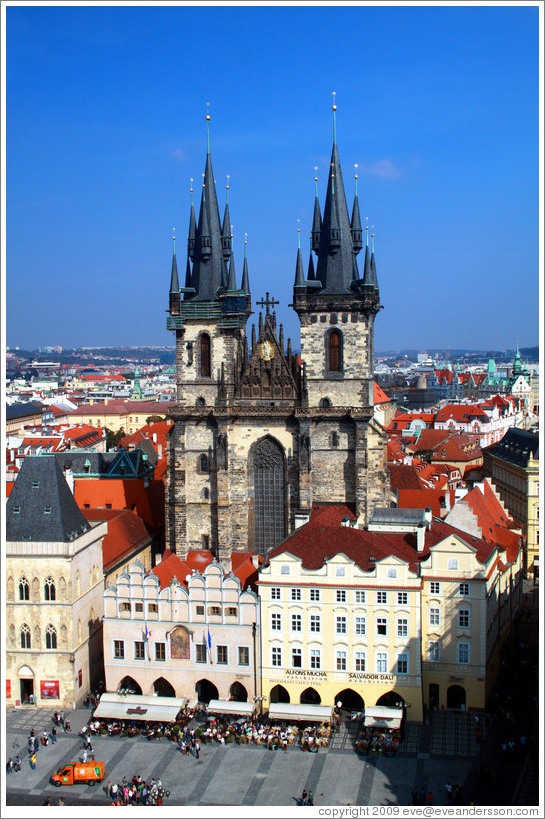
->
[307,790,314,806]
[195,740,200,759]
[82,749,88,763]
[43,796,51,806]
[301,789,308,806]
[445,783,453,800]
[106,780,112,798]
[15,755,22,773]
[427,792,433,805]
[57,799,65,806]
[6,758,13,774]
[53,711,58,724]
[30,728,35,738]
[64,719,71,732]
[30,752,37,770]
[51,726,57,744]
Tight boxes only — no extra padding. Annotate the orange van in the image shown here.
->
[51,761,105,787]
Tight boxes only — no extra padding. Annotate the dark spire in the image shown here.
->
[188,106,225,301]
[351,164,363,255]
[221,176,232,261]
[184,254,192,293]
[227,247,237,290]
[314,98,355,294]
[241,234,251,295]
[369,227,379,291]
[169,230,180,314]
[188,180,196,260]
[221,256,228,289]
[352,254,359,282]
[361,223,372,287]
[293,225,305,288]
[307,245,315,281]
[311,167,322,252]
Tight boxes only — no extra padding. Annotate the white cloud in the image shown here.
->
[360,160,403,180]
[172,148,186,163]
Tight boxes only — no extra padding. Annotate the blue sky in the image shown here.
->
[5,3,540,352]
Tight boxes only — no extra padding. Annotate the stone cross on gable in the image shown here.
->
[255,292,279,317]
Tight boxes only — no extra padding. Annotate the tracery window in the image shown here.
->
[45,624,57,650]
[20,624,31,649]
[19,577,30,601]
[44,576,56,601]
[252,437,286,556]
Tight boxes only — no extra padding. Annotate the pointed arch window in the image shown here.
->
[19,577,30,601]
[327,329,343,373]
[252,437,286,556]
[200,334,211,378]
[44,576,56,601]
[21,624,31,649]
[45,624,57,650]
[199,454,209,473]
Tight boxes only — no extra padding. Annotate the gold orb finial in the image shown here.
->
[226,174,230,190]
[206,101,210,122]
[355,163,358,179]
[332,91,337,111]
[244,232,248,245]
[190,177,193,192]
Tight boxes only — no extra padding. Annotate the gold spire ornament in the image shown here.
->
[332,91,337,111]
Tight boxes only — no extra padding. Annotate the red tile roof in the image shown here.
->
[83,508,152,572]
[458,480,520,560]
[74,477,165,532]
[149,549,260,591]
[397,489,453,517]
[374,382,392,404]
[435,404,489,423]
[265,505,496,575]
[388,464,427,492]
[70,400,174,417]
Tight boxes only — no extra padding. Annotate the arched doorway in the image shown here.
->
[153,677,175,697]
[376,691,405,709]
[447,685,466,710]
[251,437,286,556]
[269,684,290,704]
[429,683,440,711]
[334,689,365,712]
[119,676,142,695]
[300,687,321,705]
[18,665,34,704]
[229,682,248,702]
[196,679,219,705]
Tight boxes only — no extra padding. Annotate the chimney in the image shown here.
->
[424,507,433,526]
[416,523,426,552]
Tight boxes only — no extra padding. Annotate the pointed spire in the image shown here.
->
[169,229,179,294]
[361,242,371,287]
[227,246,237,290]
[279,323,284,352]
[328,164,341,251]
[184,254,192,289]
[351,164,363,255]
[221,176,232,260]
[294,222,305,288]
[220,256,228,289]
[307,247,315,281]
[241,233,250,295]
[312,166,322,252]
[352,254,359,282]
[369,226,379,291]
[188,179,196,260]
[190,124,224,300]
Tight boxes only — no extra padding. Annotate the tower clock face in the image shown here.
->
[260,340,274,361]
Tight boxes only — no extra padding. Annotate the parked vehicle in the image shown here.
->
[51,761,105,787]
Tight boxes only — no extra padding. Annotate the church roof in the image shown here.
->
[7,455,91,543]
[484,427,539,467]
[83,508,152,572]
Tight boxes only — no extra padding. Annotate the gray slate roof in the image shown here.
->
[7,456,91,543]
[485,428,539,468]
[6,401,44,420]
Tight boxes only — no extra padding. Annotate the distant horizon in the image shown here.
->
[5,5,540,350]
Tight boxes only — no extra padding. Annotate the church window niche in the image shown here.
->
[252,437,286,557]
[20,624,31,649]
[45,624,57,650]
[201,487,210,500]
[199,454,209,473]
[320,397,331,409]
[200,334,211,378]
[330,431,339,449]
[44,576,56,601]
[327,329,343,373]
[197,397,206,408]
[19,577,29,601]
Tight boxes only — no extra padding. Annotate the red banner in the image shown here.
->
[40,680,60,699]
[6,680,11,698]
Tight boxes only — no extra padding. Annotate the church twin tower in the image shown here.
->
[166,106,389,561]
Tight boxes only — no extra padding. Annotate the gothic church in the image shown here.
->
[166,106,389,561]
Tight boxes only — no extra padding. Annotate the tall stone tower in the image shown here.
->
[166,105,389,562]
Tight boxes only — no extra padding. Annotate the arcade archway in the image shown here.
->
[119,676,142,695]
[300,687,321,705]
[334,688,365,711]
[229,681,248,702]
[269,684,290,704]
[153,677,175,697]
[196,679,219,704]
[376,691,405,709]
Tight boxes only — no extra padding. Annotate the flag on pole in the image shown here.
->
[207,628,212,663]
[144,625,152,640]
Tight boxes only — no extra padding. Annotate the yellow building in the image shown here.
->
[67,399,174,436]
[258,505,523,721]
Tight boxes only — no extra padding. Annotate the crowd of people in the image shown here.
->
[355,726,401,756]
[197,716,333,750]
[106,775,169,805]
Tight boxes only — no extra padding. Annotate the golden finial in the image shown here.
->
[202,172,205,188]
[354,163,358,179]
[332,91,337,112]
[314,165,318,182]
[206,101,210,122]
[244,232,247,245]
[231,223,234,239]
[190,177,193,193]
[226,174,230,190]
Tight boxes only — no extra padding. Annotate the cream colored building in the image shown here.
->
[258,505,523,721]
[6,456,107,709]
[67,399,173,436]
[103,551,261,704]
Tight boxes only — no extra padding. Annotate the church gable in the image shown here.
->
[235,310,301,404]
